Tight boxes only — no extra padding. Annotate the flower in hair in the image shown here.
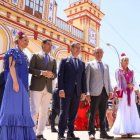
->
[121,53,126,57]
[18,31,24,36]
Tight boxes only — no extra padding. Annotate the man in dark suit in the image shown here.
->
[58,42,87,140]
[29,39,57,140]
[0,71,5,109]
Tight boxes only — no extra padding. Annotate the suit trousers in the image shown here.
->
[58,87,80,136]
[50,108,60,129]
[88,87,108,135]
[30,86,52,135]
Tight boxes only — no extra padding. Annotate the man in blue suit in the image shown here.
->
[58,42,87,140]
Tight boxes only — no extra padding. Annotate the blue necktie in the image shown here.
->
[98,62,104,78]
[74,58,78,70]
[45,54,49,65]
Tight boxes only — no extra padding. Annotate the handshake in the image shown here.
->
[41,70,54,79]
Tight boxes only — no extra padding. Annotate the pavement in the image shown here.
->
[43,126,140,140]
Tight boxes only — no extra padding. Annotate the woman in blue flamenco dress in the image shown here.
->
[0,31,36,140]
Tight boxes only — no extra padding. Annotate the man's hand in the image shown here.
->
[108,92,113,99]
[81,93,86,101]
[59,90,65,98]
[42,71,54,78]
[86,95,91,103]
[127,83,134,89]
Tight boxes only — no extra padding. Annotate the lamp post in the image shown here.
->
[106,43,120,67]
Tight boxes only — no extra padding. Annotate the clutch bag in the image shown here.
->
[116,90,123,98]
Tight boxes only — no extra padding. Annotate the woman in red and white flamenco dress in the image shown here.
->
[110,53,140,138]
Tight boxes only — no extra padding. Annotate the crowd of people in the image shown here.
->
[0,31,140,140]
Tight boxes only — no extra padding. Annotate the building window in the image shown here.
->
[26,21,30,26]
[89,7,92,12]
[50,32,53,37]
[7,12,11,18]
[70,41,72,45]
[25,0,44,18]
[16,16,20,22]
[34,24,38,30]
[12,0,18,5]
[80,6,83,11]
[34,0,44,18]
[42,28,46,34]
[75,8,77,13]
[64,38,66,43]
[57,35,60,40]
[25,0,34,14]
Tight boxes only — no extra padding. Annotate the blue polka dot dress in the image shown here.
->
[0,48,36,140]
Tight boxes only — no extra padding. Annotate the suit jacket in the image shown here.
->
[58,57,87,97]
[86,60,113,96]
[29,51,57,93]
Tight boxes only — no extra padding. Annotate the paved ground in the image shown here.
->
[43,126,140,140]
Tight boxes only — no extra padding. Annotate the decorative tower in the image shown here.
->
[65,0,104,56]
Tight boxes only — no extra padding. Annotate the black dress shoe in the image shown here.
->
[100,133,114,139]
[57,135,66,140]
[37,134,47,140]
[51,127,58,132]
[67,133,80,140]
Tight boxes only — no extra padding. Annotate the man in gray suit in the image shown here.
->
[29,39,57,140]
[86,48,114,140]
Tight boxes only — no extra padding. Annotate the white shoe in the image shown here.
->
[89,134,95,140]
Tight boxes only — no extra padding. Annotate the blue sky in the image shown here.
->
[55,0,140,86]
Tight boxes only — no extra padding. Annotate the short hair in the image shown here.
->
[70,42,80,48]
[14,31,25,44]
[42,39,52,44]
[93,47,104,54]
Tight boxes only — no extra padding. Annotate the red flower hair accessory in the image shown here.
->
[18,31,24,36]
[121,53,126,57]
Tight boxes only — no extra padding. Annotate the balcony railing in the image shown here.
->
[56,17,84,40]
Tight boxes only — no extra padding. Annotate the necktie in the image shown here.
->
[74,58,78,70]
[45,54,49,65]
[98,62,104,79]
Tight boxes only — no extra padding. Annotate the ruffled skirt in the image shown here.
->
[0,75,36,140]
[110,91,140,135]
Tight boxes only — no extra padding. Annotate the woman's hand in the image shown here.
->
[13,82,19,93]
[127,83,134,89]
